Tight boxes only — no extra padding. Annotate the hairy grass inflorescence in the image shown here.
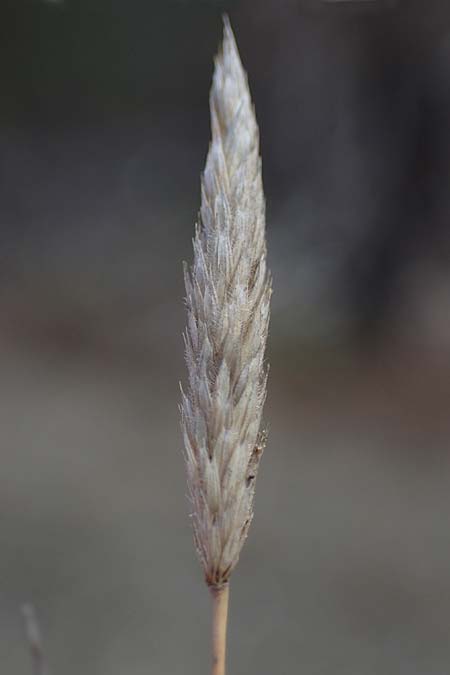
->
[181,17,271,592]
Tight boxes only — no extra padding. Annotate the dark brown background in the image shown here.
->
[1,1,450,673]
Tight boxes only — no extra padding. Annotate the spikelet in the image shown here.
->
[181,17,271,589]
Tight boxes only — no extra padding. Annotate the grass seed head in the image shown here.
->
[181,17,271,589]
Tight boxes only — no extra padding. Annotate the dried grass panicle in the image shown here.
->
[181,17,271,589]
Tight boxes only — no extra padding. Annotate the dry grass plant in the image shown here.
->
[181,16,271,675]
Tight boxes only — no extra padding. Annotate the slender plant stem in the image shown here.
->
[211,584,230,675]
[21,604,50,675]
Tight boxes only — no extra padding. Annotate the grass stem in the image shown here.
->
[211,584,229,675]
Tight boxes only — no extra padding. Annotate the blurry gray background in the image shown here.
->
[2,0,450,673]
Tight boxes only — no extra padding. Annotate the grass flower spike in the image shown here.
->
[181,16,271,674]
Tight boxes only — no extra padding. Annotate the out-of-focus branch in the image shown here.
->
[21,604,50,675]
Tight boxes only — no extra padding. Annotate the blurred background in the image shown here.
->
[1,0,450,673]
